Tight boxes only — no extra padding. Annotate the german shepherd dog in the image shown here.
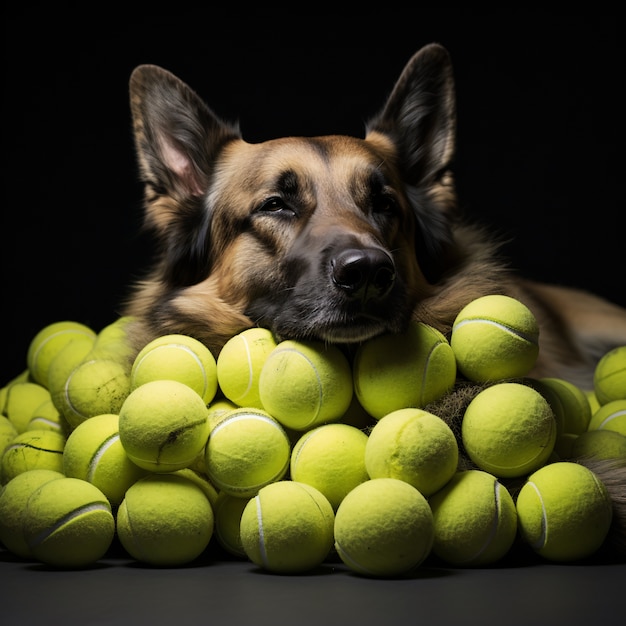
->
[123,44,626,555]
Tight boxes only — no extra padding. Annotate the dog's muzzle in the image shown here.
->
[331,248,396,303]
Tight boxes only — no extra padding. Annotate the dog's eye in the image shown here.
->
[257,197,295,216]
[371,193,399,216]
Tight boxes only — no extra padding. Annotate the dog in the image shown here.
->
[122,44,626,554]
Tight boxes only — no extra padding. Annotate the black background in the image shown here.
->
[2,6,624,385]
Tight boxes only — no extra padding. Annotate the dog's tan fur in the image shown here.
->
[122,43,626,557]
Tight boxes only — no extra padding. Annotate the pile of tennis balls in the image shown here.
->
[0,294,625,575]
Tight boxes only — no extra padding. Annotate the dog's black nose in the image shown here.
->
[331,248,396,301]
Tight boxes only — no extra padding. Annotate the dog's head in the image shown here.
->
[125,44,469,355]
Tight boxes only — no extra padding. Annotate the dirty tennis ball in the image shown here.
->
[0,415,18,454]
[365,407,459,496]
[22,477,115,568]
[429,469,518,566]
[5,381,53,433]
[116,472,214,566]
[1,430,66,484]
[451,294,540,382]
[259,339,353,430]
[217,327,278,409]
[26,320,97,388]
[461,382,556,478]
[119,379,210,472]
[26,397,70,435]
[240,480,335,574]
[204,407,291,497]
[527,377,592,436]
[0,469,65,559]
[594,345,626,405]
[131,333,218,405]
[587,399,626,435]
[61,358,131,429]
[213,491,250,557]
[290,423,369,510]
[516,461,613,561]
[63,413,149,508]
[334,477,434,577]
[571,429,626,460]
[353,321,456,419]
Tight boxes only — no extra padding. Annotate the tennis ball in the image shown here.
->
[61,358,132,429]
[1,430,66,484]
[131,333,218,404]
[429,469,517,566]
[63,413,149,508]
[290,423,369,510]
[516,461,613,561]
[239,480,335,574]
[5,382,52,433]
[23,477,115,568]
[353,321,456,419]
[0,415,18,454]
[116,473,214,566]
[217,327,278,409]
[258,339,353,431]
[204,407,290,497]
[26,320,97,388]
[334,477,434,577]
[527,377,591,436]
[0,469,65,559]
[118,379,210,472]
[587,399,626,436]
[450,294,539,382]
[594,345,626,405]
[174,468,220,509]
[87,316,136,363]
[364,408,458,496]
[47,334,97,414]
[461,382,556,478]
[213,491,250,557]
[571,429,626,460]
[27,398,70,435]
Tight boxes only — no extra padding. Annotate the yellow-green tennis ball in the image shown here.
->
[63,413,149,508]
[1,430,66,484]
[461,382,556,478]
[290,423,369,510]
[217,328,278,409]
[87,316,136,363]
[528,377,592,436]
[204,407,290,497]
[0,469,64,559]
[5,382,52,433]
[26,321,97,388]
[258,339,353,431]
[0,414,18,452]
[587,399,626,436]
[429,469,517,566]
[239,480,335,574]
[116,473,214,566]
[516,461,613,561]
[26,397,70,436]
[23,477,115,568]
[131,333,218,404]
[585,390,601,415]
[47,335,97,414]
[571,429,626,460]
[364,408,458,496]
[213,491,250,557]
[334,477,434,578]
[353,321,456,419]
[173,468,219,508]
[451,294,539,382]
[62,358,131,429]
[118,380,210,473]
[594,345,626,405]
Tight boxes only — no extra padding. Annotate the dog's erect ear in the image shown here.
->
[129,64,240,202]
[366,44,457,285]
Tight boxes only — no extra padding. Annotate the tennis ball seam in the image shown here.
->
[453,318,539,345]
[524,481,547,550]
[596,408,626,429]
[88,433,120,482]
[254,495,270,569]
[27,502,112,549]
